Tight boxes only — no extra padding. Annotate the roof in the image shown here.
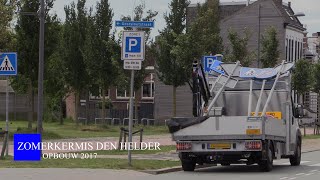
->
[188,0,305,31]
[0,80,15,93]
[274,1,305,31]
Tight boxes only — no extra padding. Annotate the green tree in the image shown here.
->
[261,26,280,68]
[14,0,60,129]
[0,0,16,52]
[312,63,320,94]
[120,2,158,119]
[62,0,89,124]
[83,0,121,121]
[188,0,223,58]
[292,59,313,104]
[224,28,255,67]
[155,0,190,117]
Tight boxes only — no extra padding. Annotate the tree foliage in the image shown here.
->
[155,0,190,117]
[224,28,255,67]
[312,63,320,94]
[0,0,16,52]
[62,0,89,123]
[292,59,313,103]
[261,26,280,68]
[14,0,61,128]
[187,0,223,58]
[83,0,121,120]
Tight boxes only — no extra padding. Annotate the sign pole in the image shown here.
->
[128,27,138,166]
[5,76,9,156]
[128,69,135,166]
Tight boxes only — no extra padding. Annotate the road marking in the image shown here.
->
[309,163,320,167]
[280,177,288,180]
[295,173,305,176]
[304,173,315,176]
[281,161,310,165]
[309,170,319,172]
[288,177,297,180]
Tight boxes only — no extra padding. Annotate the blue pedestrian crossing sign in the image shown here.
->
[0,52,17,76]
[122,31,145,61]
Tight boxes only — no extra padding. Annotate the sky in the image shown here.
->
[52,0,320,37]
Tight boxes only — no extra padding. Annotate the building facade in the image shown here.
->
[187,0,305,66]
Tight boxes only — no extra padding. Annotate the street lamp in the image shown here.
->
[257,4,305,68]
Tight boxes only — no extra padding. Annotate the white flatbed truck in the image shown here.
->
[167,60,303,172]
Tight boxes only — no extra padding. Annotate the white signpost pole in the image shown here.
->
[128,27,138,166]
[5,76,9,156]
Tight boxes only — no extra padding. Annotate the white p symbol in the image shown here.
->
[129,39,138,51]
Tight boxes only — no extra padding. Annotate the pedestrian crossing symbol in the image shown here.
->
[0,52,17,76]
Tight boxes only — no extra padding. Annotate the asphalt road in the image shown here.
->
[1,150,320,180]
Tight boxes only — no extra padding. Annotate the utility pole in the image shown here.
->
[37,0,45,135]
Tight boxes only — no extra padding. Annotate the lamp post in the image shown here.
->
[257,4,305,68]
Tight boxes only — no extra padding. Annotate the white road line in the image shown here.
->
[281,161,310,165]
[309,170,319,172]
[295,173,305,176]
[280,177,288,180]
[288,177,297,180]
[309,163,320,167]
[304,173,315,176]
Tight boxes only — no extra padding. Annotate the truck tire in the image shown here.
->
[290,138,301,166]
[181,159,196,171]
[259,144,273,172]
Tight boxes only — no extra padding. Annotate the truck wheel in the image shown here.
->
[181,159,196,171]
[290,138,301,166]
[259,144,273,172]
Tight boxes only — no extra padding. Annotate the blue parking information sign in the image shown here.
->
[0,52,17,76]
[122,31,145,61]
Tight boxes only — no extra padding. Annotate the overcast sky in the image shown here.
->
[52,0,320,37]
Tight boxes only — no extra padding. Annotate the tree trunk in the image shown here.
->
[173,86,177,117]
[85,89,89,125]
[59,97,64,125]
[75,91,80,126]
[135,91,139,120]
[102,88,106,123]
[27,82,33,130]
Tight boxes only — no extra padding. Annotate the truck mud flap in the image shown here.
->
[167,116,209,133]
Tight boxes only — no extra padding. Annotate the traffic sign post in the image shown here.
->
[0,52,18,157]
[116,20,153,166]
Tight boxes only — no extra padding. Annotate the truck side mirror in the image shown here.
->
[294,105,304,118]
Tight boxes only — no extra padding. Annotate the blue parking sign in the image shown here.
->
[125,37,141,53]
[122,31,145,61]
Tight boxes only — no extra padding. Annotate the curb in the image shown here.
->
[142,164,216,175]
[143,149,320,175]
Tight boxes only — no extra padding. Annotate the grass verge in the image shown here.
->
[0,121,169,140]
[0,157,180,170]
[302,134,320,139]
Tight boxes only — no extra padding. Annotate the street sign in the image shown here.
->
[115,21,154,28]
[122,31,145,61]
[203,56,218,73]
[209,60,225,75]
[124,60,142,70]
[0,52,17,76]
[240,67,277,79]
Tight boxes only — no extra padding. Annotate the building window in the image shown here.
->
[286,38,288,61]
[90,88,109,100]
[295,40,298,61]
[142,74,155,99]
[116,87,135,99]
